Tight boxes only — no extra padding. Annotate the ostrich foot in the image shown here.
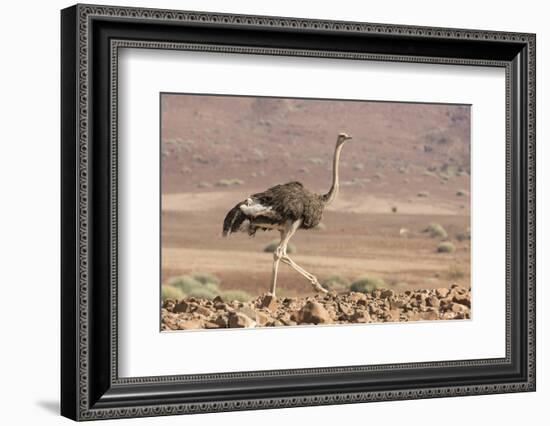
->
[311,280,328,294]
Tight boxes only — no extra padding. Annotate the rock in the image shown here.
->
[195,306,212,317]
[439,297,454,309]
[212,295,224,303]
[380,289,394,299]
[204,321,221,329]
[347,291,367,302]
[259,294,278,311]
[406,311,421,321]
[443,312,456,320]
[214,301,227,310]
[238,306,271,326]
[384,309,401,322]
[450,285,468,297]
[163,300,176,311]
[390,299,407,309]
[416,293,427,304]
[176,319,203,330]
[426,296,440,308]
[450,303,469,314]
[255,311,270,326]
[173,300,191,313]
[337,301,353,316]
[162,314,177,329]
[238,306,258,319]
[419,311,439,320]
[298,301,332,324]
[369,306,383,316]
[214,315,228,328]
[352,310,371,323]
[161,285,474,330]
[452,294,471,308]
[435,288,450,298]
[228,312,256,328]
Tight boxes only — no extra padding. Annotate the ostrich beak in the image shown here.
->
[338,132,352,141]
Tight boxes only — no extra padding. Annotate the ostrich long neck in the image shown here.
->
[323,142,344,206]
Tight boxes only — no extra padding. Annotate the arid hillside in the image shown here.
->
[160,94,471,301]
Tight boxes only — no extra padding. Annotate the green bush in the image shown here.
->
[321,275,350,292]
[168,275,203,294]
[309,157,325,166]
[456,189,468,196]
[350,276,385,294]
[221,290,252,302]
[186,286,218,300]
[203,282,220,293]
[422,170,438,178]
[264,241,297,254]
[423,223,448,239]
[456,230,471,241]
[437,242,456,253]
[161,285,184,301]
[191,272,220,286]
[169,273,221,296]
[215,178,244,187]
[313,222,327,231]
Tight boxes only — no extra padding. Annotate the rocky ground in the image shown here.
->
[161,284,471,330]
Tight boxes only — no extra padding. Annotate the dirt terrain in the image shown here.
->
[161,285,471,331]
[160,94,471,301]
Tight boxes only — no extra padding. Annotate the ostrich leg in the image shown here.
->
[269,220,301,296]
[269,230,285,296]
[280,256,328,293]
[277,220,328,294]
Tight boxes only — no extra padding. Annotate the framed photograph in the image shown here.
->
[61,4,536,421]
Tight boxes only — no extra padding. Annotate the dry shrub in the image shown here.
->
[161,285,184,301]
[423,223,448,239]
[437,242,456,253]
[321,275,350,292]
[350,275,385,294]
[264,241,297,254]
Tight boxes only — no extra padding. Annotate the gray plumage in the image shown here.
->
[222,181,326,237]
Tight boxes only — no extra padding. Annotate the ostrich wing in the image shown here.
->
[222,197,282,237]
[222,182,319,237]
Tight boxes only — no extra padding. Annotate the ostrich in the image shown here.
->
[222,132,353,296]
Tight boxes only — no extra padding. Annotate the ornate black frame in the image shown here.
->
[61,3,536,421]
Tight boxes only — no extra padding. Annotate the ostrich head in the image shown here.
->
[337,132,353,146]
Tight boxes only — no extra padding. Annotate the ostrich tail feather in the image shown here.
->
[222,202,247,237]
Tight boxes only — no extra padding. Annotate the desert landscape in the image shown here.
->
[160,94,471,330]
